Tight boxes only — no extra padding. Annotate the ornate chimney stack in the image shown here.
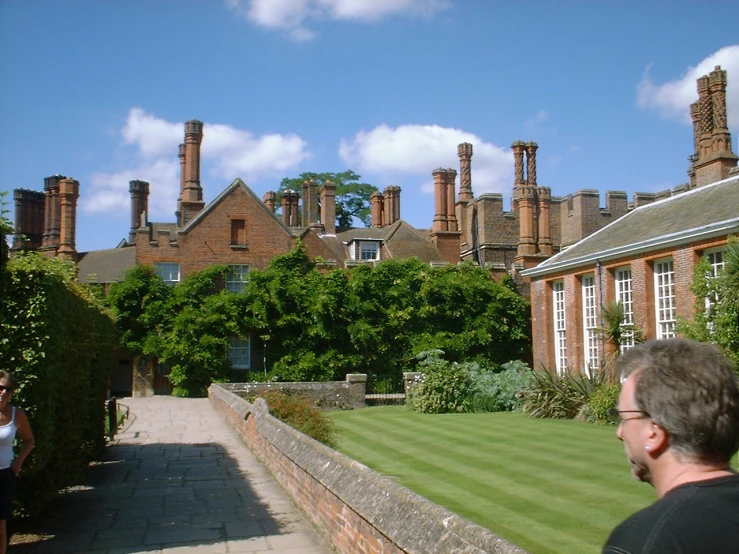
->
[709,65,731,153]
[42,175,64,249]
[57,178,79,261]
[511,140,526,210]
[445,169,458,232]
[692,66,737,187]
[370,190,384,228]
[129,180,150,243]
[457,142,474,202]
[516,184,537,259]
[697,75,713,158]
[281,190,299,227]
[181,120,205,225]
[525,141,538,186]
[263,191,276,212]
[302,179,319,226]
[320,180,336,234]
[432,168,448,232]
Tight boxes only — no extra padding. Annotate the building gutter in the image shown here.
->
[521,219,739,278]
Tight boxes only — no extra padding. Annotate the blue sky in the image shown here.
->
[1,0,738,253]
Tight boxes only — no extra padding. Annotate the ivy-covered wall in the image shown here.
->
[0,253,116,516]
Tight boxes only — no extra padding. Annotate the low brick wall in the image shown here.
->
[220,373,367,410]
[209,383,528,554]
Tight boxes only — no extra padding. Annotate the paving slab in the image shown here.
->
[10,396,331,554]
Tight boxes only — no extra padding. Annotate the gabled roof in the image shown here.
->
[180,178,293,237]
[77,245,137,284]
[522,174,739,278]
[382,220,446,263]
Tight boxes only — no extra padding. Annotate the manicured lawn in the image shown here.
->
[328,407,655,554]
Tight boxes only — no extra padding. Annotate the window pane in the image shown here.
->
[226,264,249,293]
[553,281,567,375]
[227,337,251,369]
[154,262,180,286]
[582,275,598,372]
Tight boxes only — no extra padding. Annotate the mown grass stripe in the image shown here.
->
[338,411,646,509]
[335,426,605,553]
[329,408,662,554]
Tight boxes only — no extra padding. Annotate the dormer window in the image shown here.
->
[360,241,380,261]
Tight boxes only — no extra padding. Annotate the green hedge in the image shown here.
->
[0,253,115,517]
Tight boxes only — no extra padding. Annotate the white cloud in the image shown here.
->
[122,108,182,158]
[339,124,512,195]
[81,108,310,218]
[637,45,739,125]
[226,0,450,40]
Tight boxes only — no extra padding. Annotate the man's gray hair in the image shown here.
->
[617,338,739,465]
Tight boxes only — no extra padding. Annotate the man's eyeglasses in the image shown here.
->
[606,408,650,425]
[0,385,13,393]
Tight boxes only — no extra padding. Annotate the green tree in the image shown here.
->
[277,170,378,228]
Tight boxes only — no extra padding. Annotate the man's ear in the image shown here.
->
[645,421,669,456]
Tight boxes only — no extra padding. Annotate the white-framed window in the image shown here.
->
[553,280,567,375]
[154,262,180,286]
[582,275,598,373]
[654,258,676,339]
[615,267,635,351]
[227,337,251,369]
[706,249,726,277]
[226,264,249,293]
[359,241,380,261]
[704,248,726,326]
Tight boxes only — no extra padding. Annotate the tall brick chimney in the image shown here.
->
[432,168,448,232]
[537,186,552,256]
[382,185,401,226]
[457,143,474,202]
[370,190,384,228]
[263,191,276,212]
[445,169,458,232]
[281,193,291,225]
[302,179,319,227]
[129,180,149,243]
[12,189,45,250]
[176,143,186,226]
[181,120,205,226]
[281,190,299,227]
[57,178,79,261]
[320,180,336,234]
[42,175,64,249]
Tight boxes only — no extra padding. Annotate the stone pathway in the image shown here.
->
[10,396,331,553]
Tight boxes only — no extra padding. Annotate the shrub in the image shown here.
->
[259,391,337,448]
[408,350,471,414]
[522,369,601,419]
[466,360,533,413]
[576,382,621,424]
[1,253,115,517]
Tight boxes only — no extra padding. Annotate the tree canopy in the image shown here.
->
[277,170,378,228]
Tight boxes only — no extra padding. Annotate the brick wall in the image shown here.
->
[221,374,367,410]
[209,384,528,554]
[528,238,730,373]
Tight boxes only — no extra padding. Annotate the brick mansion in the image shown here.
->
[9,65,739,385]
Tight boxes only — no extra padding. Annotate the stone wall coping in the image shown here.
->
[209,383,527,554]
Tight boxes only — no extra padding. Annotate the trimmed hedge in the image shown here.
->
[0,253,115,517]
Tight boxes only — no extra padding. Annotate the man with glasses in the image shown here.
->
[602,338,739,553]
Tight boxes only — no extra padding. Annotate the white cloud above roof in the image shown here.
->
[338,123,512,195]
[226,0,450,41]
[637,45,739,125]
[81,108,310,218]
